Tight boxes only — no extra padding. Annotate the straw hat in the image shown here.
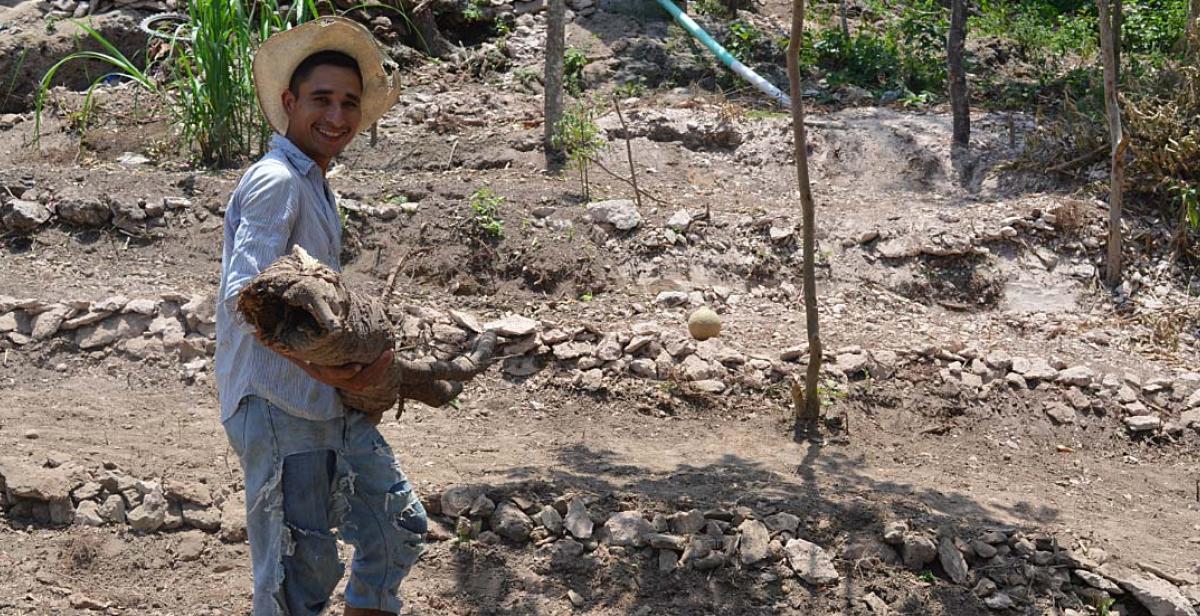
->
[253,16,400,136]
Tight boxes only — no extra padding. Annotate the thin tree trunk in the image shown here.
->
[1189,0,1200,54]
[1097,0,1127,287]
[544,0,566,158]
[838,0,849,39]
[948,0,969,148]
[787,0,822,423]
[1112,0,1122,83]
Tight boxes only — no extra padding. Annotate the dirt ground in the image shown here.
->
[1,1,1199,615]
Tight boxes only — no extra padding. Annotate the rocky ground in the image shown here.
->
[2,0,1200,615]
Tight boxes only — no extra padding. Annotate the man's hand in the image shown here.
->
[280,348,395,393]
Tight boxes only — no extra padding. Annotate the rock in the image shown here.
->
[679,355,719,381]
[75,314,152,350]
[971,539,998,559]
[1075,569,1124,594]
[1022,358,1059,381]
[123,298,158,315]
[1066,387,1092,410]
[604,511,651,547]
[692,380,726,394]
[671,509,707,535]
[165,481,213,507]
[564,496,593,539]
[484,315,539,337]
[841,535,900,566]
[836,353,870,377]
[74,500,104,526]
[765,512,801,534]
[468,494,497,519]
[553,341,593,360]
[491,502,534,542]
[181,503,222,531]
[1057,366,1095,387]
[30,305,72,341]
[1182,409,1200,429]
[738,520,771,565]
[984,593,1014,610]
[902,533,937,570]
[882,521,907,545]
[128,498,168,533]
[98,494,126,524]
[175,530,206,562]
[0,458,72,503]
[72,481,103,502]
[784,538,840,584]
[596,334,623,361]
[644,532,688,551]
[567,589,585,607]
[659,548,679,572]
[57,196,111,226]
[1125,415,1161,432]
[667,210,692,231]
[1045,403,1077,425]
[938,536,970,585]
[687,307,721,341]
[973,577,998,597]
[1,199,51,231]
[654,291,689,307]
[586,199,641,231]
[537,505,563,535]
[441,484,488,517]
[219,492,247,543]
[1100,565,1197,616]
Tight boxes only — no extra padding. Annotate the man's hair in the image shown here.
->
[288,50,362,94]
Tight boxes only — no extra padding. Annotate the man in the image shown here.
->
[215,17,418,616]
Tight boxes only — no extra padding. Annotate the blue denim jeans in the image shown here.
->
[224,395,427,615]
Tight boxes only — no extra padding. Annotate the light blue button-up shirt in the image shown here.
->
[215,134,345,423]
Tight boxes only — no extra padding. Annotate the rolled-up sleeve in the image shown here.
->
[220,163,299,331]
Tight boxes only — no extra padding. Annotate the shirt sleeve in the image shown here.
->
[219,163,299,334]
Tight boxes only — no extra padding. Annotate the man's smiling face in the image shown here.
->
[281,63,363,172]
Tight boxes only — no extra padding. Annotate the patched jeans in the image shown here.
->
[224,395,427,615]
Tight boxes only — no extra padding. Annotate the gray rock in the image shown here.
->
[1045,403,1077,425]
[836,353,870,377]
[1125,415,1162,432]
[679,355,719,381]
[0,458,72,502]
[596,334,623,361]
[971,539,998,559]
[902,533,937,570]
[175,530,206,563]
[468,494,497,519]
[72,481,104,502]
[74,500,104,526]
[440,484,487,517]
[644,533,687,551]
[938,536,970,585]
[654,291,689,307]
[537,505,563,535]
[984,593,1014,610]
[1100,565,1198,616]
[1,199,51,231]
[671,509,707,535]
[1057,366,1095,387]
[586,199,641,231]
[1023,358,1059,381]
[882,521,907,545]
[1065,387,1092,410]
[564,496,593,539]
[181,503,221,532]
[667,210,692,231]
[784,538,840,584]
[604,511,651,547]
[30,305,71,341]
[57,196,111,226]
[75,314,152,350]
[692,380,726,394]
[219,492,247,543]
[490,502,534,542]
[658,548,679,572]
[737,520,771,565]
[1181,408,1200,429]
[127,499,167,533]
[765,511,801,534]
[553,341,593,361]
[98,494,126,524]
[483,315,540,337]
[1075,570,1123,595]
[973,577,997,597]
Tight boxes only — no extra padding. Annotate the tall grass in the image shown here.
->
[34,0,326,167]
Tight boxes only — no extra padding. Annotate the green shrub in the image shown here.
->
[469,188,505,238]
[564,47,589,95]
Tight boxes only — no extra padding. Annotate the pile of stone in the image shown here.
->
[427,485,839,583]
[0,292,216,375]
[0,189,190,235]
[0,458,245,542]
[881,520,1199,615]
[885,343,1200,437]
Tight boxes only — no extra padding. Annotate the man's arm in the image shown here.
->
[220,163,299,334]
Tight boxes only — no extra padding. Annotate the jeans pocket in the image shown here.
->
[223,395,257,458]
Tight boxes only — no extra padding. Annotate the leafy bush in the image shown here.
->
[564,47,589,95]
[469,188,505,238]
[552,100,607,199]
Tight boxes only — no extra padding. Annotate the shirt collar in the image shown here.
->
[270,133,319,177]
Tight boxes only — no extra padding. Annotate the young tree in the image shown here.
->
[838,0,849,39]
[544,0,566,158]
[947,0,969,148]
[786,0,822,423]
[1096,0,1127,286]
